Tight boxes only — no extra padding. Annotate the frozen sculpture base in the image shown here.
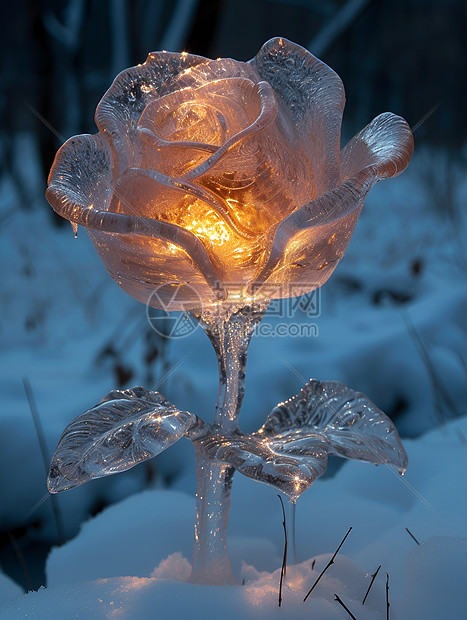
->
[48,304,408,585]
[44,36,413,586]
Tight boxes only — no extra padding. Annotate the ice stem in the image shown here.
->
[190,453,236,584]
[189,303,267,584]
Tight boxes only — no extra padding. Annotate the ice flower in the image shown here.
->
[46,37,413,310]
[46,37,412,584]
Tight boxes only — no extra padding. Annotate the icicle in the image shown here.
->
[70,222,78,237]
[287,498,297,566]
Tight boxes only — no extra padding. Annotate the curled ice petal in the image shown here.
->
[95,50,208,173]
[251,113,413,294]
[250,175,369,291]
[48,386,203,493]
[340,112,415,180]
[46,134,226,307]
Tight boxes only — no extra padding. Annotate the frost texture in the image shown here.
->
[48,387,201,492]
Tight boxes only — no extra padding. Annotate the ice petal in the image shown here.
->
[46,134,226,307]
[252,37,345,194]
[250,175,368,294]
[340,112,414,181]
[95,51,207,173]
[251,113,413,295]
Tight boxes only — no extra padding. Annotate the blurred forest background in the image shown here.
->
[1,0,467,594]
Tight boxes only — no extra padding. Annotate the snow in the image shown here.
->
[1,135,467,617]
[0,571,23,606]
[0,565,382,620]
[3,417,467,618]
[46,491,196,585]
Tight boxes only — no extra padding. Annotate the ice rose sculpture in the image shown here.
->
[46,38,413,585]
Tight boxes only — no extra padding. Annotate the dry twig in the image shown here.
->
[334,593,358,619]
[23,377,65,544]
[405,527,420,545]
[362,564,381,605]
[277,495,288,607]
[386,573,390,620]
[303,526,352,602]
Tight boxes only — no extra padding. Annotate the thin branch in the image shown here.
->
[110,0,130,76]
[308,0,371,57]
[405,527,420,546]
[43,0,85,52]
[277,495,288,607]
[386,573,390,620]
[334,594,358,619]
[159,0,199,52]
[7,531,33,592]
[362,564,381,605]
[288,499,297,566]
[401,308,459,420]
[23,378,65,544]
[303,526,352,602]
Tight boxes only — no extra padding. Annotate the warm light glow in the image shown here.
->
[179,205,231,246]
[167,242,179,254]
[225,290,256,304]
[294,475,302,493]
[46,38,414,313]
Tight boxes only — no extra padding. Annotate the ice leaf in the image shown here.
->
[195,431,329,500]
[196,380,407,501]
[48,386,202,493]
[261,379,408,472]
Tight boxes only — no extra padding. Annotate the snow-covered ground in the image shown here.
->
[0,135,466,617]
[3,417,467,619]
